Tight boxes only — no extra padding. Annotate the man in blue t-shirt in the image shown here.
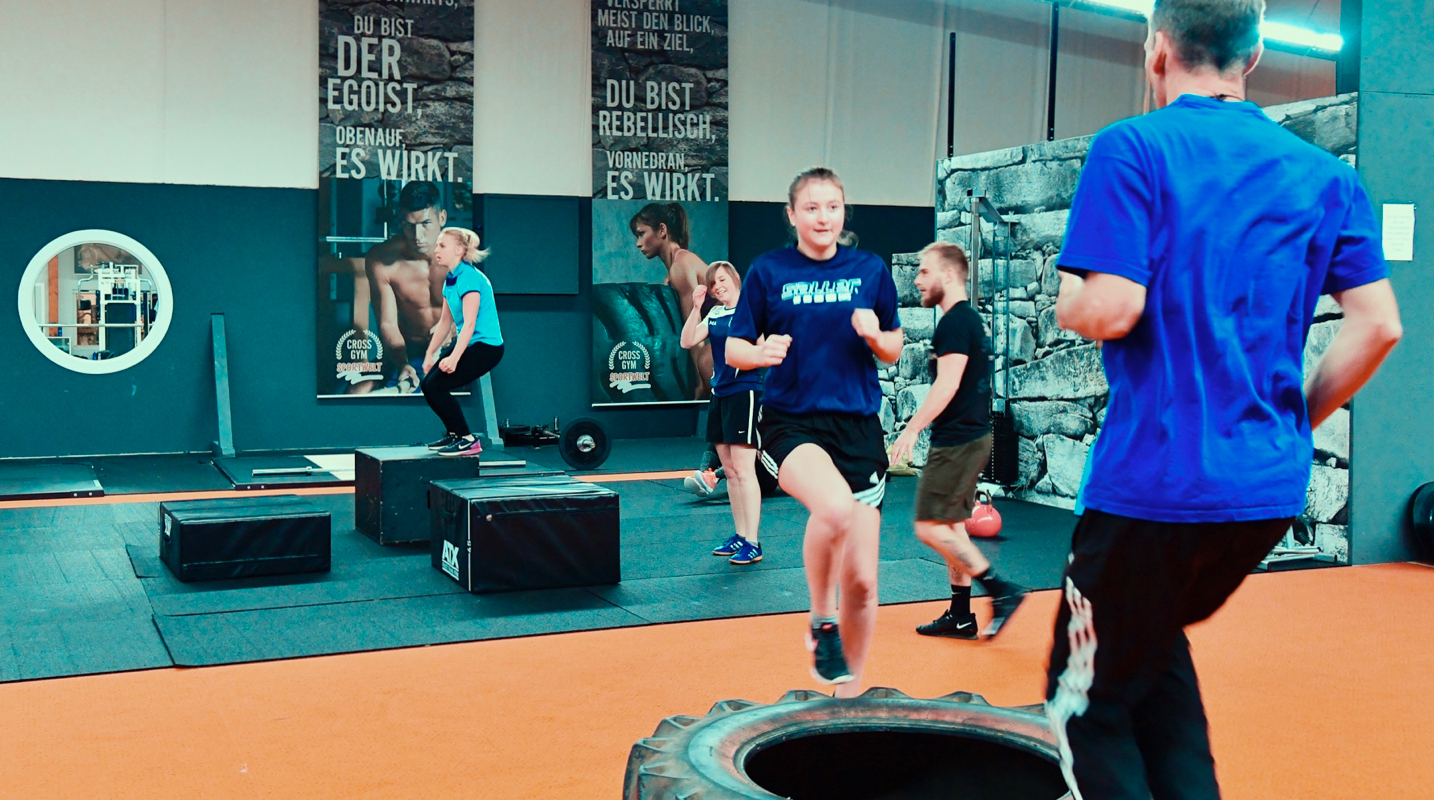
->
[1044,2,1402,798]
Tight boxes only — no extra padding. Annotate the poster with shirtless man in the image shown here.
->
[590,0,728,406]
[316,0,474,398]
[317,179,472,396]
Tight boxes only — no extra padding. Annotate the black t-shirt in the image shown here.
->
[929,301,992,447]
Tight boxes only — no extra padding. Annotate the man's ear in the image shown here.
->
[1242,41,1264,77]
[1149,29,1171,79]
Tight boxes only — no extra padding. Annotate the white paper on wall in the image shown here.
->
[1382,203,1416,262]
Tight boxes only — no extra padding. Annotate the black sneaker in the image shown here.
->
[916,610,979,640]
[427,433,460,450]
[984,584,1030,638]
[806,622,854,685]
[437,435,483,458]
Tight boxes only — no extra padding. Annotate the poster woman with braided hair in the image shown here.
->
[630,202,715,398]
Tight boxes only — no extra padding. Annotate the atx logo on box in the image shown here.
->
[441,540,461,580]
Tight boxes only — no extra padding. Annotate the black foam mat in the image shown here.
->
[152,589,645,667]
[132,544,463,617]
[0,615,172,683]
[0,472,1082,679]
[0,463,103,501]
[589,559,954,625]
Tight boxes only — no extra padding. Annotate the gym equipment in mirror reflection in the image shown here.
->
[30,244,160,361]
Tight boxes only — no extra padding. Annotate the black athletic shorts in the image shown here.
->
[758,406,888,508]
[706,389,762,446]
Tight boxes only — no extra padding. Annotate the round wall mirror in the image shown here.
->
[18,230,174,374]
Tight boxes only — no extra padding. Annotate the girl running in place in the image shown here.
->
[681,261,767,566]
[726,168,902,695]
[421,228,504,457]
[631,203,714,398]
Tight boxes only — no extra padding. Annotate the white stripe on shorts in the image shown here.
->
[852,474,886,508]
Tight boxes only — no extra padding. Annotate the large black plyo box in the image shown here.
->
[354,446,561,545]
[159,496,330,582]
[429,476,621,593]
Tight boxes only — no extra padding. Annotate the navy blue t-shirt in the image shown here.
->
[1061,95,1388,522]
[704,304,763,397]
[728,245,899,416]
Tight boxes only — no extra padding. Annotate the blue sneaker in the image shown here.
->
[712,533,746,557]
[729,540,763,565]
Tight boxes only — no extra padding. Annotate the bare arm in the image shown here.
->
[447,293,481,363]
[425,302,455,361]
[851,308,903,363]
[1055,271,1147,340]
[366,260,408,371]
[867,328,904,364]
[907,354,967,434]
[680,285,709,349]
[1305,279,1402,427]
[889,353,966,463]
[727,336,788,370]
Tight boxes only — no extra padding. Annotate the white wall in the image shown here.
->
[0,0,1335,203]
[0,0,314,188]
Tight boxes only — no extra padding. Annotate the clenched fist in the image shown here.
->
[851,308,881,340]
[758,334,792,367]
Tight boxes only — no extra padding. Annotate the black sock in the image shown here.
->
[974,568,1009,598]
[949,584,972,617]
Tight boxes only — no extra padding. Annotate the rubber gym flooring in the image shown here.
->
[0,564,1428,798]
[0,446,1077,681]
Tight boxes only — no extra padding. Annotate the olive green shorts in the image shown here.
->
[915,434,993,523]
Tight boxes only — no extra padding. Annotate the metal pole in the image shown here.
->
[211,313,236,458]
[1046,3,1060,142]
[946,31,957,157]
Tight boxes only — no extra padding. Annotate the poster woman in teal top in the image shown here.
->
[421,227,504,457]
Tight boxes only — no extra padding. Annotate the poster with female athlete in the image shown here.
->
[591,0,729,406]
[315,0,475,398]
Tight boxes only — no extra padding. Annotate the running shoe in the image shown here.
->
[712,533,746,557]
[708,478,728,500]
[427,432,460,450]
[728,540,763,565]
[983,584,1030,638]
[684,469,719,497]
[916,610,979,640]
[437,436,483,458]
[806,622,854,685]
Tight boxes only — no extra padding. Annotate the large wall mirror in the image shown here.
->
[18,230,174,374]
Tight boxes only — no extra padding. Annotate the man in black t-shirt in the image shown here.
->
[890,243,1028,640]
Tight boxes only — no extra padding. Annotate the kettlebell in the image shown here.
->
[967,490,1003,538]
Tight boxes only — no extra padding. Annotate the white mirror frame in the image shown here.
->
[18,229,175,375]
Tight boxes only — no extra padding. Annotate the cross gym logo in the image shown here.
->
[607,340,652,394]
[334,329,384,379]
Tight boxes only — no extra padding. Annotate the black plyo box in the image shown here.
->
[159,496,330,582]
[353,447,559,545]
[430,476,621,593]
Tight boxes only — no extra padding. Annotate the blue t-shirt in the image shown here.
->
[1061,95,1388,523]
[443,262,502,347]
[704,304,763,397]
[728,245,899,416]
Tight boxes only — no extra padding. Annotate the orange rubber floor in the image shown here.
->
[1,563,1429,799]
